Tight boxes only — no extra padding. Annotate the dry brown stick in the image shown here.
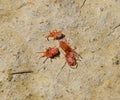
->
[11,70,33,75]
[80,0,87,9]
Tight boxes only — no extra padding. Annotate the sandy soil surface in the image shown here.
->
[0,0,120,100]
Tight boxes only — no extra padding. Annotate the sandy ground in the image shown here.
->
[0,0,120,100]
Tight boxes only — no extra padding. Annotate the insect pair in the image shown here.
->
[37,30,81,69]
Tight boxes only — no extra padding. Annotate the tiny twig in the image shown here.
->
[11,70,33,75]
[107,23,120,36]
[80,0,87,9]
[113,23,120,30]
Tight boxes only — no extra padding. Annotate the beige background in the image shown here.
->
[0,0,120,100]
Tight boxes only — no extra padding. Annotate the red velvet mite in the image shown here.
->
[37,47,60,63]
[59,40,77,55]
[45,30,64,40]
[59,40,82,68]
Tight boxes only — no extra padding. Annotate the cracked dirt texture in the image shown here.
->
[0,0,120,100]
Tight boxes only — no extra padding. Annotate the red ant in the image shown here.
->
[45,30,65,40]
[56,40,82,78]
[59,40,82,68]
[59,40,78,55]
[37,47,60,63]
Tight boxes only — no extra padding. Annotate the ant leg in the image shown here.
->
[50,59,52,62]
[45,35,49,41]
[43,58,48,63]
[62,62,66,69]
[56,62,66,78]
[75,53,82,59]
[36,52,45,59]
[47,38,49,41]
[78,54,82,59]
[36,52,44,53]
[73,46,77,50]
[76,58,82,61]
[39,55,45,59]
[75,63,78,68]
